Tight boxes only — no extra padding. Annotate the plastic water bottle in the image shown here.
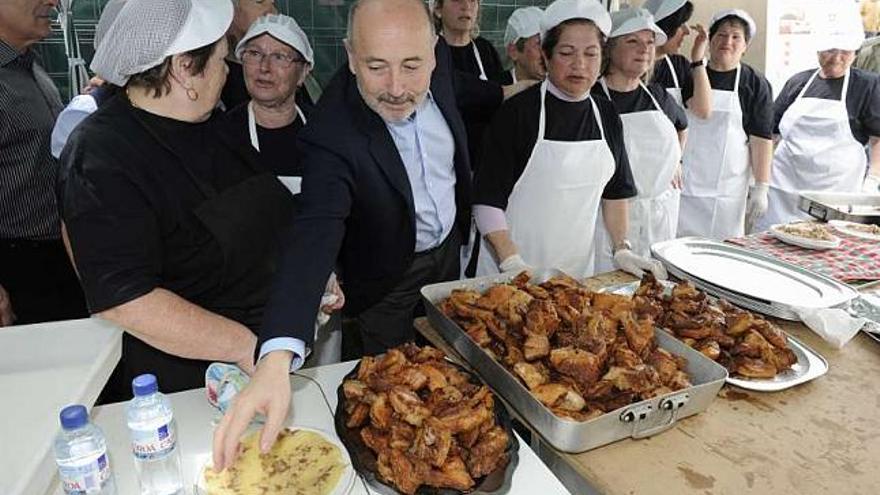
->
[126,374,184,495]
[53,404,117,494]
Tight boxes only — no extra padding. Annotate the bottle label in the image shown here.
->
[130,421,177,460]
[58,452,111,494]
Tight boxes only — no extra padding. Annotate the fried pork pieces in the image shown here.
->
[634,275,797,378]
[342,344,510,495]
[439,273,693,422]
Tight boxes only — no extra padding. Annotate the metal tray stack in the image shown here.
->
[650,238,860,321]
[799,191,880,225]
[421,270,728,454]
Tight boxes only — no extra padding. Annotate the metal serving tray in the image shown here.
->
[651,238,860,321]
[603,282,829,392]
[420,270,728,454]
[799,191,880,224]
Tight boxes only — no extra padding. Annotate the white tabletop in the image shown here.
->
[47,361,570,494]
[0,318,122,495]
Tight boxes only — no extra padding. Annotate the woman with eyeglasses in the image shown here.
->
[57,0,318,401]
[225,14,314,189]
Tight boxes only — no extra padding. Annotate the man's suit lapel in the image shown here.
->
[347,77,416,216]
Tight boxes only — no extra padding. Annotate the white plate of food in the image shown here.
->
[196,426,356,495]
[770,222,841,250]
[828,220,880,241]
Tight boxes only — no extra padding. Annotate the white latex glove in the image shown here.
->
[863,174,880,194]
[499,254,532,274]
[746,182,770,232]
[316,273,344,328]
[613,249,668,280]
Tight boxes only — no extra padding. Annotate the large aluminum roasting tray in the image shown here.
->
[421,270,728,454]
[799,191,880,224]
[651,238,860,321]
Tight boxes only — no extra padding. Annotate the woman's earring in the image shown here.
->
[186,87,199,101]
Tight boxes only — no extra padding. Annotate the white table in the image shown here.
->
[48,361,571,494]
[0,318,122,495]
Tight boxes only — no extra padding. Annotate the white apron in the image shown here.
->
[756,69,867,231]
[472,41,488,81]
[662,56,684,108]
[248,100,307,195]
[678,65,750,240]
[476,81,616,279]
[595,79,681,273]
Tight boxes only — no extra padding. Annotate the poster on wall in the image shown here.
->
[765,0,861,95]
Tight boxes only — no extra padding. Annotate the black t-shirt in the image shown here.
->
[447,37,505,84]
[59,95,258,315]
[773,68,880,145]
[592,81,688,131]
[225,102,309,176]
[474,84,637,209]
[683,63,774,139]
[652,53,693,102]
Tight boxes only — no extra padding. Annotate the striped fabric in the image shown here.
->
[0,39,63,240]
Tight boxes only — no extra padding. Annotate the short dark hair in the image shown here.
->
[542,18,606,59]
[515,36,527,52]
[126,39,221,98]
[709,15,751,43]
[655,1,693,39]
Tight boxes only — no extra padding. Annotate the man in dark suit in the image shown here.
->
[213,0,471,467]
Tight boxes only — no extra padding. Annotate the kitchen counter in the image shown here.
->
[1,318,122,495]
[415,271,880,495]
[46,361,571,494]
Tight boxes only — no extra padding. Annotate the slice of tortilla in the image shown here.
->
[204,428,347,495]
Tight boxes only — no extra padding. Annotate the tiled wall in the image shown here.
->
[35,0,551,102]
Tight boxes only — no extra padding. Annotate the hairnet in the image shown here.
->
[610,7,667,46]
[504,6,543,46]
[236,14,314,65]
[93,0,127,50]
[541,0,611,40]
[91,0,233,86]
[642,0,688,23]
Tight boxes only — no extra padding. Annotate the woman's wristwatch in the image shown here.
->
[690,58,707,69]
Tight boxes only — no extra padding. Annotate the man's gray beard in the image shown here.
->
[355,76,428,123]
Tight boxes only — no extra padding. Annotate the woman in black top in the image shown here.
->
[433,0,504,83]
[472,0,665,281]
[643,0,711,118]
[58,0,294,400]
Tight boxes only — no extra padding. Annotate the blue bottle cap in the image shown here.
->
[132,373,158,397]
[60,405,88,430]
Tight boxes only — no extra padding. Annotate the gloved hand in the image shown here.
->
[863,174,880,194]
[316,273,344,327]
[613,249,668,280]
[499,253,532,274]
[746,182,770,231]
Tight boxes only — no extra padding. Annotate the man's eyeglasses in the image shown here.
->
[241,49,306,69]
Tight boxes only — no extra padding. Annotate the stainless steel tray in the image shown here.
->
[420,270,728,454]
[651,238,860,320]
[799,191,880,224]
[602,281,829,392]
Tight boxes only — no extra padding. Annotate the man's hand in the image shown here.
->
[502,80,539,101]
[212,350,292,471]
[0,284,14,327]
[746,182,770,233]
[613,249,668,280]
[689,24,709,62]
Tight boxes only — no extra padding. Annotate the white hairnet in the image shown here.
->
[93,0,127,50]
[504,6,543,46]
[236,14,314,65]
[813,3,865,52]
[642,0,688,23]
[610,7,667,46]
[541,0,611,40]
[709,9,758,41]
[91,0,233,86]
